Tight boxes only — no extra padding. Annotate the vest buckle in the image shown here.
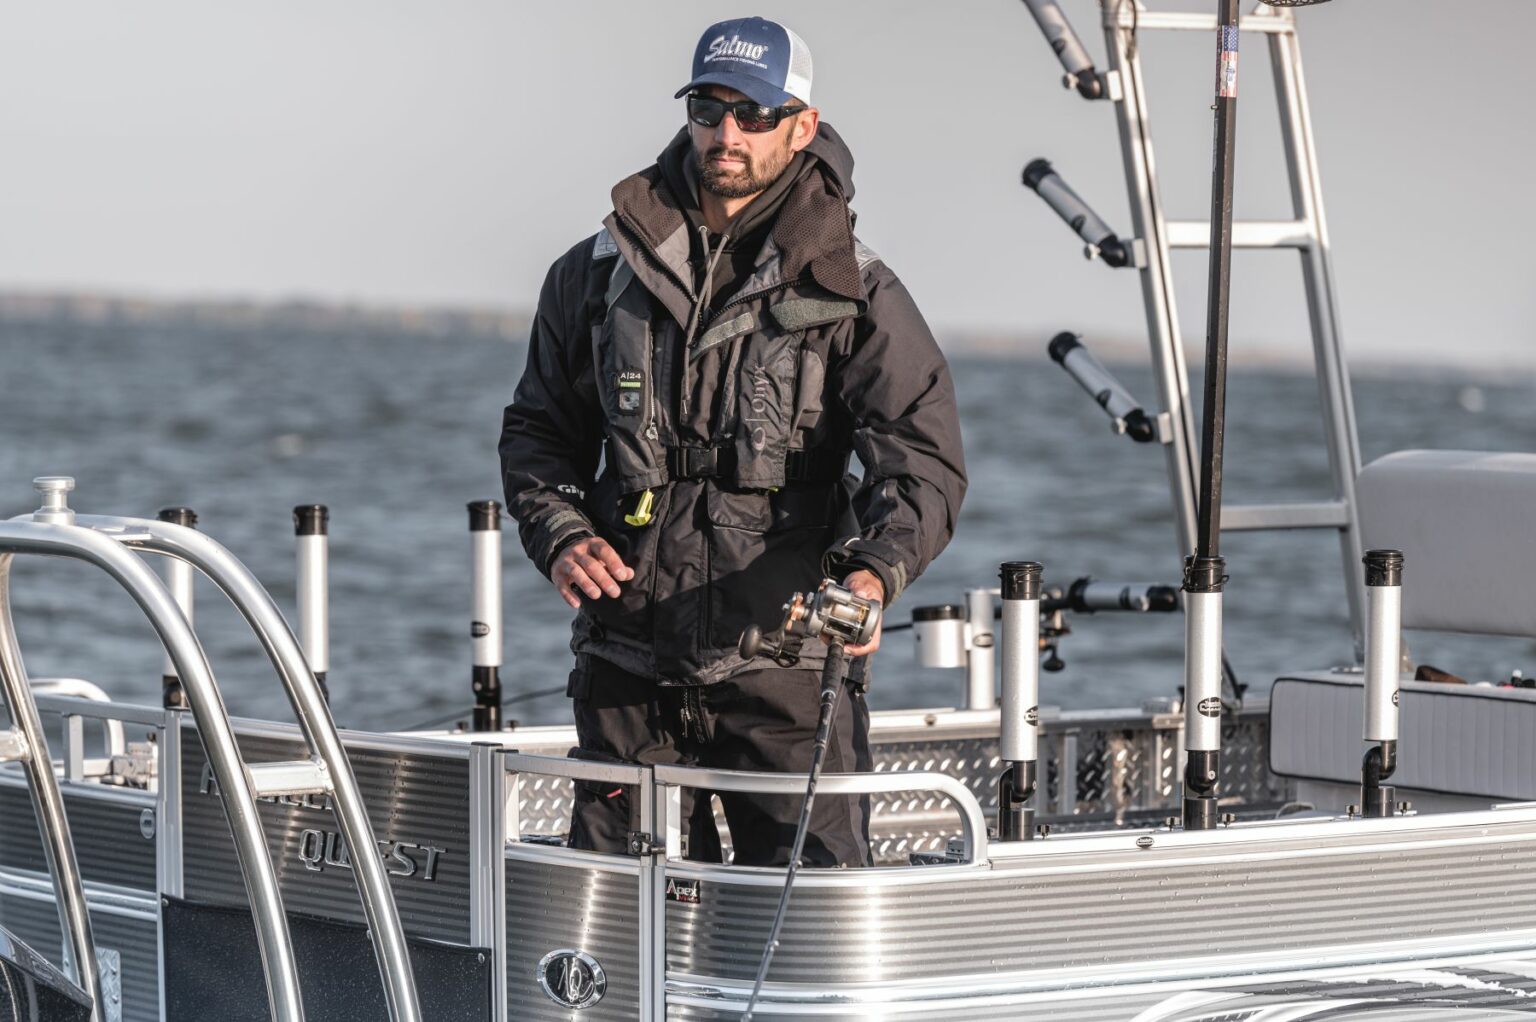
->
[624,488,656,527]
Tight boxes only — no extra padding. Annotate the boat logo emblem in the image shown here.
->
[666,877,702,904]
[1197,697,1222,718]
[538,949,607,1009]
[1024,705,1039,727]
[471,621,490,638]
[1392,691,1400,706]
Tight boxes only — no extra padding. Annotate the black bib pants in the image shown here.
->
[565,653,873,868]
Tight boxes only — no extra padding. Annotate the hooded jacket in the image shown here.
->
[500,122,966,685]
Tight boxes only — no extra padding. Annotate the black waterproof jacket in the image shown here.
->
[500,123,966,685]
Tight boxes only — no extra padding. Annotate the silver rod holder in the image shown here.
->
[965,588,996,710]
[1181,556,1226,830]
[999,565,1042,765]
[158,507,198,709]
[999,562,1043,841]
[1362,550,1403,743]
[1361,549,1403,817]
[293,505,330,699]
[470,500,503,731]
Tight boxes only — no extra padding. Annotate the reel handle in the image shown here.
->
[738,580,883,666]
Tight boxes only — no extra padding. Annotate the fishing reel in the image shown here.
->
[739,579,883,667]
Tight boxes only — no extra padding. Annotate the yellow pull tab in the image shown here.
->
[624,488,656,527]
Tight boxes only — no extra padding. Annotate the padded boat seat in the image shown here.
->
[1270,671,1536,800]
[1358,449,1536,638]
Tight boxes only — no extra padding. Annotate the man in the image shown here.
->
[500,16,965,867]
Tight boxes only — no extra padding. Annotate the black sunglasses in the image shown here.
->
[686,94,804,133]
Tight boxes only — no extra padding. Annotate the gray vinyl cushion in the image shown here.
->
[1357,449,1536,638]
[1270,671,1536,800]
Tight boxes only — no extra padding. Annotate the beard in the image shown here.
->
[695,134,795,199]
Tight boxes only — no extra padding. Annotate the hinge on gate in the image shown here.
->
[627,831,656,856]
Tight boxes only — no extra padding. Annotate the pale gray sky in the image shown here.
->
[1,2,1530,366]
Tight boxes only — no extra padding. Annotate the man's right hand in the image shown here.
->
[551,537,634,609]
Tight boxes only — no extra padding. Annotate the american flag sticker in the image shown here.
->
[1217,25,1240,98]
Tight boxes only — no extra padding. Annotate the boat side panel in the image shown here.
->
[665,833,1536,986]
[180,730,474,944]
[505,853,640,1021]
[0,891,158,1022]
[0,780,156,892]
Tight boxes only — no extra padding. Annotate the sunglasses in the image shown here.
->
[686,94,804,133]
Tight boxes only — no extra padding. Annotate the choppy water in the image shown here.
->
[1,314,1533,732]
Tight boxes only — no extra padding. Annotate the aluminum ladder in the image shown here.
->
[1025,0,1367,651]
[0,476,423,1022]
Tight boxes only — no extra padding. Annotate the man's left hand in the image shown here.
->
[842,570,885,658]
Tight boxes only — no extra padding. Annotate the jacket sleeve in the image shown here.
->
[823,266,968,603]
[499,243,606,578]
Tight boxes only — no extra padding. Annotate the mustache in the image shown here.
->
[704,145,753,166]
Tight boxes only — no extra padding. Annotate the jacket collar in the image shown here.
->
[605,122,865,325]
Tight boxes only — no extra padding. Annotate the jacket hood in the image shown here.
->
[609,120,864,305]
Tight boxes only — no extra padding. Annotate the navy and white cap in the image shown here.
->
[674,17,813,108]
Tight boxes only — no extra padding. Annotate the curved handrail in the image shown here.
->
[64,513,421,1022]
[0,554,101,1020]
[0,521,307,1019]
[659,763,992,864]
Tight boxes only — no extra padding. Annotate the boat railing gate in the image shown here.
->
[504,702,1287,854]
[0,479,423,1022]
[502,750,991,1022]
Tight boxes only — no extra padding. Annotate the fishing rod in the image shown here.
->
[1183,0,1333,829]
[737,580,882,1022]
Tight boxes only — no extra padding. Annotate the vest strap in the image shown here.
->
[666,447,848,483]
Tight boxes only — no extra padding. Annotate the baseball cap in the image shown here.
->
[674,17,813,108]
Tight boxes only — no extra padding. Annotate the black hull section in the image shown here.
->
[162,897,491,1021]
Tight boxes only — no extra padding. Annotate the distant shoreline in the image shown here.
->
[0,288,1522,383]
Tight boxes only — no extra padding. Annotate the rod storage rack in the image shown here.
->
[1,482,422,1022]
[1025,2,1367,648]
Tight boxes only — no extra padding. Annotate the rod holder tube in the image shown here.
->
[469,500,503,731]
[1361,549,1403,817]
[1182,555,1226,829]
[999,563,1042,764]
[158,507,198,709]
[965,588,996,710]
[999,562,1043,841]
[1048,333,1156,441]
[1020,0,1104,98]
[293,505,330,701]
[1022,159,1130,266]
[1362,550,1403,743]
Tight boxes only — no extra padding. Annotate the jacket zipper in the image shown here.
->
[700,276,803,332]
[647,484,672,646]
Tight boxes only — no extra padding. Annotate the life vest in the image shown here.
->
[590,230,868,500]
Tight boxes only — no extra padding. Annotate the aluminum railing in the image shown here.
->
[2,478,422,1022]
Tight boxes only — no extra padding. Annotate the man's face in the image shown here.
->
[689,85,815,200]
